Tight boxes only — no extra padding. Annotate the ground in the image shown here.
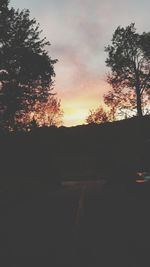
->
[3,179,150,267]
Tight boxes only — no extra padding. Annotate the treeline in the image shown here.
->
[1,115,150,192]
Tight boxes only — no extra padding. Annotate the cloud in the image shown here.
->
[12,0,150,125]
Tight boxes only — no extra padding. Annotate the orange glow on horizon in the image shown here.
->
[57,80,110,127]
[64,109,88,126]
[61,96,105,127]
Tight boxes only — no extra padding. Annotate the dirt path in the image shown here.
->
[6,180,150,267]
[6,180,107,266]
[62,180,106,226]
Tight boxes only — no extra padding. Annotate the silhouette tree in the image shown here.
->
[32,96,63,127]
[0,1,57,130]
[104,87,150,120]
[104,88,136,120]
[105,23,150,117]
[18,95,63,129]
[86,106,110,124]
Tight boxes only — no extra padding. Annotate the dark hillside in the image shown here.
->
[0,116,150,192]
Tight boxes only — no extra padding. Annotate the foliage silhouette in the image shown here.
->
[86,106,110,124]
[0,0,57,130]
[104,88,150,121]
[105,23,150,117]
[104,88,136,120]
[29,96,63,127]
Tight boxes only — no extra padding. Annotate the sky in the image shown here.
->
[11,0,150,126]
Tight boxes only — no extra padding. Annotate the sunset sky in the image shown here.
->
[12,0,150,126]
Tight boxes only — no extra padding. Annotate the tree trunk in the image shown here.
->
[136,89,143,117]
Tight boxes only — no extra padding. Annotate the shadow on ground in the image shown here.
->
[3,180,150,267]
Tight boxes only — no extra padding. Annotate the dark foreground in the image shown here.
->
[4,180,150,267]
